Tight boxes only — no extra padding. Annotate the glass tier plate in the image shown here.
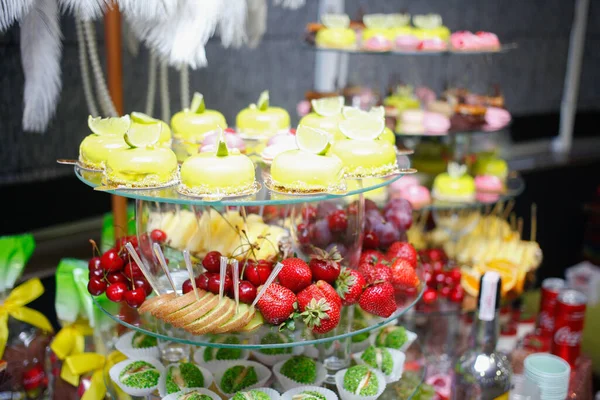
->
[395,124,510,138]
[74,153,413,207]
[304,41,517,56]
[91,271,424,350]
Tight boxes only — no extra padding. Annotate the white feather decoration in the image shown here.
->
[218,0,247,48]
[246,0,267,48]
[20,0,63,133]
[58,0,108,20]
[273,0,305,10]
[117,0,178,21]
[1,0,35,32]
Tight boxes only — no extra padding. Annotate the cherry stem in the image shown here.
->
[153,243,178,295]
[183,250,200,301]
[251,261,284,308]
[219,256,228,301]
[124,243,161,295]
[89,239,100,258]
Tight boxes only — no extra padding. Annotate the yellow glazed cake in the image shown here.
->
[432,162,476,202]
[130,112,172,147]
[79,115,131,170]
[103,122,178,188]
[412,14,450,41]
[361,14,394,51]
[179,128,257,197]
[299,96,345,141]
[236,91,290,140]
[315,14,356,49]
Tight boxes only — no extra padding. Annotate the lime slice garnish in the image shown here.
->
[342,106,385,119]
[388,13,410,27]
[296,125,331,155]
[124,122,162,148]
[215,127,229,157]
[369,106,385,119]
[413,14,442,30]
[257,91,269,111]
[88,115,131,136]
[190,92,206,114]
[311,96,344,117]
[339,115,385,141]
[363,14,389,29]
[130,111,159,124]
[321,13,350,29]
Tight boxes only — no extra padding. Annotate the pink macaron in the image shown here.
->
[475,175,503,203]
[201,130,246,153]
[364,36,393,51]
[400,185,432,209]
[484,107,511,130]
[395,35,420,51]
[423,112,451,135]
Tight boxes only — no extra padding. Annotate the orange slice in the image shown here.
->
[460,267,481,297]
[476,259,518,295]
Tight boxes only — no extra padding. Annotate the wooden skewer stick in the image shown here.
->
[510,213,517,232]
[531,203,537,242]
[183,250,200,301]
[502,200,515,220]
[219,256,229,301]
[232,259,240,313]
[152,243,178,294]
[517,217,523,239]
[125,242,161,295]
[252,262,284,308]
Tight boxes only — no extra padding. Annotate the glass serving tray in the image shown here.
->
[304,41,517,56]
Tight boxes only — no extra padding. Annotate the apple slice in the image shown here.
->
[152,290,198,319]
[138,292,176,314]
[164,290,212,324]
[240,311,264,332]
[182,297,231,332]
[169,293,221,328]
[213,304,254,334]
[186,298,236,335]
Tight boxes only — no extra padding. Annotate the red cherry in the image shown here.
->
[106,282,127,302]
[424,271,434,286]
[133,279,152,296]
[207,274,232,295]
[196,273,212,290]
[238,280,257,304]
[434,272,446,287]
[421,261,432,272]
[363,230,380,249]
[449,286,464,303]
[106,272,128,284]
[150,229,167,243]
[428,248,445,262]
[202,251,222,273]
[431,260,444,273]
[439,285,452,298]
[88,257,102,272]
[87,277,107,296]
[422,288,438,304]
[124,262,143,279]
[182,279,194,294]
[100,249,124,272]
[327,210,348,233]
[124,288,146,308]
[243,260,272,287]
[297,223,311,245]
[346,201,360,215]
[88,265,104,279]
[301,205,317,221]
[448,268,462,285]
[444,274,456,287]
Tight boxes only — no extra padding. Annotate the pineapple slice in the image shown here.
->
[168,209,198,249]
[186,212,211,253]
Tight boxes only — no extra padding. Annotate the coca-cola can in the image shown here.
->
[538,278,567,336]
[552,289,587,366]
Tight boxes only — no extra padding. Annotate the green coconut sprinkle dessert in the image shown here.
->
[259,332,293,355]
[375,326,407,349]
[351,320,369,343]
[203,336,242,362]
[280,356,317,384]
[361,346,393,375]
[343,365,379,396]
[165,362,205,394]
[176,390,212,400]
[231,390,271,400]
[220,365,258,393]
[292,391,327,400]
[118,360,160,388]
[131,332,157,349]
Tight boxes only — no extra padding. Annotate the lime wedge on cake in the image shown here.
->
[311,96,344,117]
[130,111,159,124]
[342,106,385,119]
[257,90,269,111]
[363,14,389,29]
[88,115,131,136]
[124,122,162,148]
[189,92,206,113]
[321,13,350,29]
[339,115,385,141]
[296,125,331,155]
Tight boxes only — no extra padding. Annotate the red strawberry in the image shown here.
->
[316,280,342,309]
[386,242,418,267]
[309,247,342,284]
[297,284,341,334]
[390,258,420,288]
[359,282,396,318]
[278,258,312,293]
[359,262,392,285]
[256,283,297,325]
[359,250,385,268]
[335,267,366,305]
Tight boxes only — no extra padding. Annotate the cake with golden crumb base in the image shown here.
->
[79,134,129,170]
[269,150,345,193]
[104,147,178,188]
[330,139,397,178]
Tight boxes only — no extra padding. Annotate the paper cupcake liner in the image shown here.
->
[251,345,304,367]
[158,363,214,397]
[334,367,387,400]
[228,387,281,400]
[368,329,417,352]
[108,357,165,397]
[272,359,327,392]
[351,348,406,383]
[281,386,339,400]
[193,346,250,367]
[162,387,222,400]
[213,360,273,395]
[115,331,160,360]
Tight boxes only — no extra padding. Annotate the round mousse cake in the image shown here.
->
[299,112,345,142]
[236,105,290,139]
[104,147,178,188]
[79,134,129,170]
[171,109,227,143]
[330,139,397,178]
[316,28,356,49]
[179,149,256,197]
[432,163,475,202]
[269,149,344,193]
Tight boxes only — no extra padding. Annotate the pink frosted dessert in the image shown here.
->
[417,38,447,51]
[364,36,393,51]
[426,373,452,400]
[201,130,246,153]
[261,134,297,164]
[415,86,436,106]
[395,35,420,51]
[484,107,511,130]
[423,111,451,135]
[475,175,503,203]
[389,175,419,195]
[451,30,500,52]
[475,31,501,51]
[400,184,432,209]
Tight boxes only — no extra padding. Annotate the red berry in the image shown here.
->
[448,268,462,285]
[106,272,128,284]
[124,262,143,280]
[422,288,438,304]
[87,277,107,296]
[196,273,212,290]
[386,242,418,267]
[439,285,452,298]
[432,260,444,273]
[424,271,434,286]
[347,201,359,215]
[327,210,348,233]
[278,258,312,293]
[133,279,152,296]
[297,223,311,245]
[100,249,124,272]
[434,272,446,287]
[309,248,342,284]
[124,288,146,308]
[428,248,445,262]
[150,229,167,243]
[88,257,102,272]
[106,282,127,302]
[88,266,104,279]
[202,251,222,273]
[449,286,464,303]
[301,205,317,221]
[243,260,272,287]
[238,280,257,304]
[363,230,380,249]
[182,279,194,294]
[207,273,232,294]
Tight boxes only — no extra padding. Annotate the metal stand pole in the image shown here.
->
[313,0,347,92]
[552,0,589,154]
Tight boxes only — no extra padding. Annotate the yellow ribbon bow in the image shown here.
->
[50,320,94,386]
[62,351,128,400]
[0,278,54,358]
